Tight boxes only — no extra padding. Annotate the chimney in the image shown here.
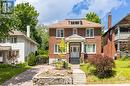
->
[108,12,112,29]
[27,25,30,37]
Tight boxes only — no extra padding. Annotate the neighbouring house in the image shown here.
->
[0,26,38,64]
[103,13,130,58]
[48,19,103,64]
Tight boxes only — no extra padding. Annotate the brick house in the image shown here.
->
[103,13,130,58]
[48,19,103,64]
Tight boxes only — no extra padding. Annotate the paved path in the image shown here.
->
[2,65,54,86]
[72,65,86,85]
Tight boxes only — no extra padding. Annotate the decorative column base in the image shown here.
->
[66,53,70,62]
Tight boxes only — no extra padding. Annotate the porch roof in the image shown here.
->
[65,34,85,42]
[0,46,11,51]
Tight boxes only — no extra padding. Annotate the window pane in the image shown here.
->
[61,30,64,37]
[55,45,58,53]
[86,30,89,37]
[93,44,95,52]
[90,29,93,37]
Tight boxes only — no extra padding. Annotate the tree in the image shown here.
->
[13,2,39,37]
[58,38,66,58]
[0,0,17,38]
[35,25,49,50]
[85,12,101,24]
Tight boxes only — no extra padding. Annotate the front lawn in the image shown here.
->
[80,60,130,84]
[0,63,31,85]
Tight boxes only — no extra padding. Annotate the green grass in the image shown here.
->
[0,64,31,85]
[80,60,130,84]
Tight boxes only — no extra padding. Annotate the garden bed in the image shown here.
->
[33,69,73,85]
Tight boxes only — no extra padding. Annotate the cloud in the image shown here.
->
[15,0,127,25]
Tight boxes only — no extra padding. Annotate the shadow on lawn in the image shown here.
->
[2,68,39,86]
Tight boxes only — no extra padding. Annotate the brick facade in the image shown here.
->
[49,28,102,61]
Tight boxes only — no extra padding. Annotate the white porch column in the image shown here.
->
[81,42,84,53]
[66,42,69,53]
[117,26,120,52]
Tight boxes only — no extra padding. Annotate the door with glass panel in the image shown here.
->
[70,45,80,64]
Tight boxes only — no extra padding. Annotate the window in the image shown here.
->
[73,28,77,34]
[54,44,60,53]
[86,28,94,37]
[84,44,96,54]
[69,20,83,25]
[10,37,17,43]
[56,29,64,37]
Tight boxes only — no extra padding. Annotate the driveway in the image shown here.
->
[2,65,54,86]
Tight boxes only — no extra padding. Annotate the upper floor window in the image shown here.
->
[73,28,77,34]
[86,28,94,37]
[69,20,82,25]
[10,37,17,43]
[56,29,64,37]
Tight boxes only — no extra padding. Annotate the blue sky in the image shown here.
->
[15,0,130,30]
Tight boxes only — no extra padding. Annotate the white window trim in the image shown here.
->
[56,29,64,38]
[54,44,66,54]
[84,44,96,54]
[85,28,94,38]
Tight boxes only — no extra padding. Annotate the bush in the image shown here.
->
[54,60,71,70]
[27,52,36,66]
[36,55,49,64]
[89,54,115,78]
[0,64,12,68]
[119,55,130,61]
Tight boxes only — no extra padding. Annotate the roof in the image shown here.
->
[9,30,38,45]
[103,13,130,36]
[65,34,85,42]
[48,19,103,28]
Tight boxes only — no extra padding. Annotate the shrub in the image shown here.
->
[89,54,115,78]
[119,55,130,61]
[27,52,36,66]
[36,55,49,64]
[0,64,12,68]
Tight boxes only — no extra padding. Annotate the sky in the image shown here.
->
[14,0,130,31]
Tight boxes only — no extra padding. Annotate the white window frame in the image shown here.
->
[0,52,3,62]
[86,28,94,38]
[73,28,77,34]
[56,29,64,38]
[84,44,96,54]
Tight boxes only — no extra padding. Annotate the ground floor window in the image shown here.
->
[54,44,60,53]
[84,44,96,54]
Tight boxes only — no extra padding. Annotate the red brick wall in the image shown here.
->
[103,29,116,58]
[49,28,102,59]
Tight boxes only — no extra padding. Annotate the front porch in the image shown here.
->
[65,34,85,64]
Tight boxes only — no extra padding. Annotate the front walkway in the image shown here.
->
[72,65,86,84]
[2,65,54,86]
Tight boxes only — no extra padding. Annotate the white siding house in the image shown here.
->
[0,30,38,64]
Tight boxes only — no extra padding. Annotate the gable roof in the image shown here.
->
[9,30,38,45]
[103,13,130,36]
[48,19,103,28]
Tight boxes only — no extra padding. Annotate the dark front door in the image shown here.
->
[70,45,80,64]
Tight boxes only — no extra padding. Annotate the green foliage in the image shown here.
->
[35,25,49,49]
[0,64,12,68]
[36,55,49,64]
[119,55,130,61]
[54,60,71,70]
[89,54,115,78]
[27,52,36,66]
[85,12,101,24]
[13,2,39,32]
[80,63,95,75]
[0,63,31,84]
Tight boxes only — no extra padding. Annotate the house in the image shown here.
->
[48,19,103,64]
[0,26,38,64]
[103,13,130,58]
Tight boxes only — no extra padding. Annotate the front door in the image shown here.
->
[70,45,80,64]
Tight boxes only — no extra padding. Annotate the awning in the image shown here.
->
[65,34,85,42]
[0,46,11,51]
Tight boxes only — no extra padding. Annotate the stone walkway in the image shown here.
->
[72,65,86,85]
[2,65,54,86]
